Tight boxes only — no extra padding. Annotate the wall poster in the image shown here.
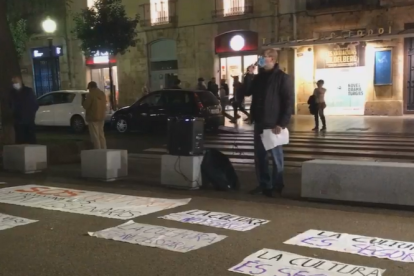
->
[374,50,392,85]
[314,42,366,115]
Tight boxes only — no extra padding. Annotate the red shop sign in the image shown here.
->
[215,30,258,54]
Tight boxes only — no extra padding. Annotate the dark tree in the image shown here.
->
[73,0,139,110]
[0,0,70,118]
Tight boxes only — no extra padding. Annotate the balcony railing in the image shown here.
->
[140,15,177,27]
[306,0,379,10]
[212,0,253,19]
[139,0,177,28]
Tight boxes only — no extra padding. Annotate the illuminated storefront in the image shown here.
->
[85,51,119,106]
[265,26,414,116]
[215,30,259,96]
[314,42,367,115]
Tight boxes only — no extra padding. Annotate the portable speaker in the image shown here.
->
[167,116,204,156]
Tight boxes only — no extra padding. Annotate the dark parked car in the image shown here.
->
[111,89,224,133]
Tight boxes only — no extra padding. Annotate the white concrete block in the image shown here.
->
[3,145,47,173]
[302,159,414,206]
[81,150,128,181]
[161,154,203,189]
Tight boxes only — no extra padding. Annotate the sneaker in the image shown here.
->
[321,127,327,131]
[312,127,319,131]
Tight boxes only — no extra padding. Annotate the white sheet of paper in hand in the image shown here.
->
[260,128,289,151]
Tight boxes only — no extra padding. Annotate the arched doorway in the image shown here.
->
[149,39,178,90]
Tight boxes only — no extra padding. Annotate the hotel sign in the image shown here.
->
[315,42,366,69]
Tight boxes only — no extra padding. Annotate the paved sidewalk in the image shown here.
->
[0,168,414,275]
[225,115,414,134]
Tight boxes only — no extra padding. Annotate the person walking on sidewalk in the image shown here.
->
[207,77,219,98]
[83,81,107,149]
[10,76,38,144]
[246,49,293,198]
[312,79,327,131]
[196,78,208,90]
[230,76,251,124]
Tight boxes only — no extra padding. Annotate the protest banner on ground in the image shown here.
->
[229,249,385,276]
[0,213,37,231]
[159,209,269,231]
[88,221,227,252]
[285,229,414,263]
[0,185,191,219]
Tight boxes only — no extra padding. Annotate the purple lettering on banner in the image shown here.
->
[232,260,260,273]
[352,243,413,262]
[278,268,327,276]
[301,237,336,247]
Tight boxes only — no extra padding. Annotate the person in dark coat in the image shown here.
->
[246,49,294,198]
[220,79,229,96]
[10,76,39,144]
[230,76,251,124]
[196,77,207,90]
[171,79,182,89]
[1,83,15,145]
[207,77,219,97]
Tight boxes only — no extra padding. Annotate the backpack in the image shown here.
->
[201,149,240,191]
[307,95,317,115]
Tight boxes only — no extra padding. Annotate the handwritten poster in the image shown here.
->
[159,209,269,231]
[229,249,385,276]
[285,229,414,263]
[0,185,191,220]
[0,213,37,231]
[88,221,227,252]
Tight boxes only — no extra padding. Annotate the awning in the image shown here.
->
[263,29,414,49]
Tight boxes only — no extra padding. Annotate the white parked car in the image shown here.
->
[36,90,112,132]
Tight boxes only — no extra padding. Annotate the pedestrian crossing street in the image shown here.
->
[138,131,414,168]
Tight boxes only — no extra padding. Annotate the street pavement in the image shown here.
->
[0,173,414,276]
[2,115,414,275]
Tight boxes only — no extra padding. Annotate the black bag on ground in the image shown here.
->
[201,149,240,191]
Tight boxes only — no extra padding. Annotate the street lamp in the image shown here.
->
[42,17,58,91]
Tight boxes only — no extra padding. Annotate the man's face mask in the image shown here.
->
[257,57,265,68]
[13,83,22,90]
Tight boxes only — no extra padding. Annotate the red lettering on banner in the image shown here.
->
[15,187,82,197]
[36,189,81,197]
[15,187,49,193]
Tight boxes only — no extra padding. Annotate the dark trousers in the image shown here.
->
[15,122,36,144]
[233,101,250,119]
[314,104,326,128]
[254,130,284,191]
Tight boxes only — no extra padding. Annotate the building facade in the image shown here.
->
[274,0,414,116]
[19,0,414,116]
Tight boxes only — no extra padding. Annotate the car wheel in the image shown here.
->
[71,115,85,133]
[116,117,129,134]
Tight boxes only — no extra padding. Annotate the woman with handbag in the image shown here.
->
[312,79,327,131]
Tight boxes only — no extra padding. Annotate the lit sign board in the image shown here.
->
[31,46,63,59]
[85,51,116,65]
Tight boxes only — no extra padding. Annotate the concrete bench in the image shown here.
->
[81,149,127,181]
[3,145,47,173]
[302,159,414,206]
